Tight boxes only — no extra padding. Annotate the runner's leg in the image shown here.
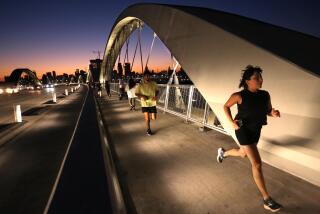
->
[242,144,269,200]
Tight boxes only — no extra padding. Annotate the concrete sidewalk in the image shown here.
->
[98,92,320,214]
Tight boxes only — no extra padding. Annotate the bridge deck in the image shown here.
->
[98,92,320,214]
[48,88,112,213]
[0,86,87,213]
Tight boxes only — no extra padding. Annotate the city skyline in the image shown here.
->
[1,0,319,81]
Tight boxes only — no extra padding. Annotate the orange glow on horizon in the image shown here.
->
[0,65,87,81]
[0,50,92,81]
[0,40,175,81]
[0,63,173,82]
[0,54,174,81]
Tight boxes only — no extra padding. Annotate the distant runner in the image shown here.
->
[126,78,137,111]
[135,71,158,136]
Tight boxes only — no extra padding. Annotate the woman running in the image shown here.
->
[126,78,137,111]
[217,65,282,212]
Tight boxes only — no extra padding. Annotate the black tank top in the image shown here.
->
[235,89,270,129]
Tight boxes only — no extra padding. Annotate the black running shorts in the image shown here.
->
[235,126,261,145]
[141,106,157,113]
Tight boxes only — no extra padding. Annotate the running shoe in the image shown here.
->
[263,197,282,212]
[146,129,152,136]
[217,148,225,163]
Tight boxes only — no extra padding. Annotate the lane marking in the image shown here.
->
[43,85,89,214]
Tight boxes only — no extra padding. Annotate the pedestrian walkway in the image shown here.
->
[98,92,320,214]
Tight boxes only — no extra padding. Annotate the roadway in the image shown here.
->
[47,88,112,213]
[0,85,77,124]
[0,85,87,213]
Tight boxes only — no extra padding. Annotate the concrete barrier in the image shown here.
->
[14,105,22,123]
[52,93,57,103]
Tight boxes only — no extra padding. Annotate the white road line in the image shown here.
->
[43,85,89,214]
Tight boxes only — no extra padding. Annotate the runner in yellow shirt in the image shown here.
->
[135,71,158,136]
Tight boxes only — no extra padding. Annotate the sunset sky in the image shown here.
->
[0,0,319,81]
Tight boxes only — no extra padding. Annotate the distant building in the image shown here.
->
[117,62,123,77]
[167,66,173,76]
[89,59,102,83]
[46,72,53,83]
[75,69,80,76]
[63,73,69,83]
[112,70,118,81]
[79,70,87,83]
[56,75,63,83]
[75,69,80,82]
[42,74,49,84]
[52,71,56,81]
[124,62,131,76]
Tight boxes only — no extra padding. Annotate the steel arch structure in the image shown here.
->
[8,68,41,86]
[101,4,320,186]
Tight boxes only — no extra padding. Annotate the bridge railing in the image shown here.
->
[109,83,226,134]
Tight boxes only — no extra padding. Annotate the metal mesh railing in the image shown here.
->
[109,83,119,92]
[190,88,206,122]
[165,85,189,117]
[108,82,226,134]
[156,84,166,109]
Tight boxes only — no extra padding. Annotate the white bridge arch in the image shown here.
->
[101,4,320,186]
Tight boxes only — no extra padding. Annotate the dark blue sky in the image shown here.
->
[0,0,319,79]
